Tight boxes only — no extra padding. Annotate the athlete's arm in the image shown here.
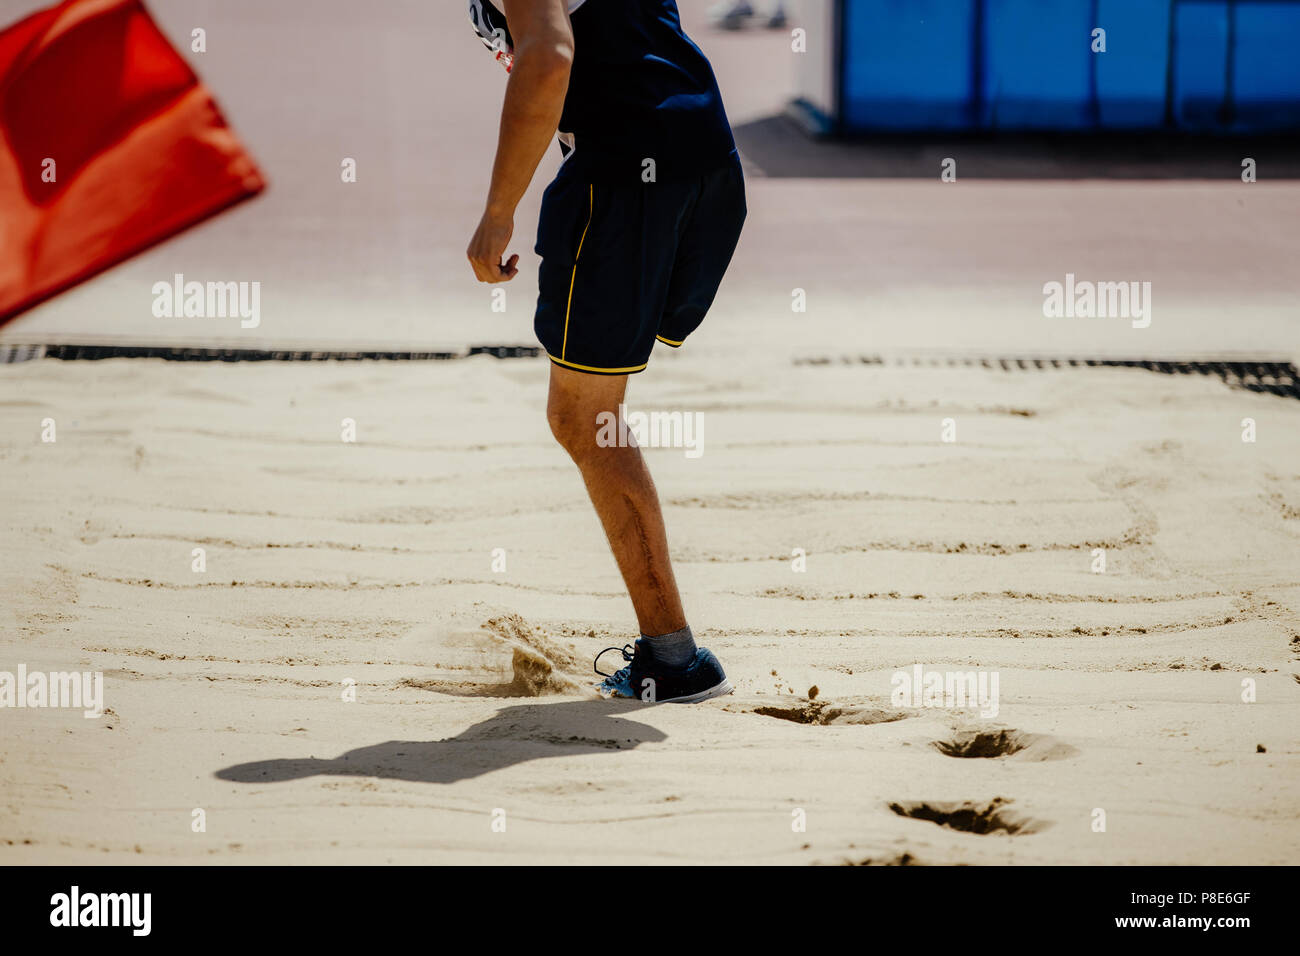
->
[467,0,574,283]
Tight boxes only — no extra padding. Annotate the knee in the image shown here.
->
[548,395,619,462]
[547,397,593,460]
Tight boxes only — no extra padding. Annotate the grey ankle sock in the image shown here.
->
[642,625,698,668]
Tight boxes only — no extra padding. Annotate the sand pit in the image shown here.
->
[1,350,1296,865]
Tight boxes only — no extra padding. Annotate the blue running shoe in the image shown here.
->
[594,639,734,704]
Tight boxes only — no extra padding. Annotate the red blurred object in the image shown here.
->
[0,0,265,326]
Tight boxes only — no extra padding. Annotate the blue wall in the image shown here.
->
[839,0,978,130]
[838,0,1300,132]
[1234,1,1300,127]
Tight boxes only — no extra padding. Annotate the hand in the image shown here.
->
[467,208,520,283]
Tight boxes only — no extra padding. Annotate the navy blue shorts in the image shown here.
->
[533,154,746,375]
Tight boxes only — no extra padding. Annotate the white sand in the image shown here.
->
[1,351,1296,864]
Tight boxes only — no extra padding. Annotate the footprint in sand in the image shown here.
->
[746,699,912,726]
[930,728,1079,761]
[888,797,1048,836]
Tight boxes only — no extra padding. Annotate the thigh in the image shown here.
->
[547,361,628,425]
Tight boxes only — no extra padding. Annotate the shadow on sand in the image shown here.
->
[214,699,666,785]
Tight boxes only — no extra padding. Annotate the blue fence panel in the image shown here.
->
[841,0,977,131]
[1234,1,1300,129]
[980,0,1094,129]
[834,0,1300,134]
[1172,1,1230,129]
[1095,0,1171,127]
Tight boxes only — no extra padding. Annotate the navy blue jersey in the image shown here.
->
[469,0,737,183]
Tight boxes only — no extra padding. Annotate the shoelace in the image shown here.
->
[594,643,636,679]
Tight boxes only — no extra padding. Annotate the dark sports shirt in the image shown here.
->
[469,0,737,183]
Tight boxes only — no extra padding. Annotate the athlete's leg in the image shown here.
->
[546,363,686,637]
